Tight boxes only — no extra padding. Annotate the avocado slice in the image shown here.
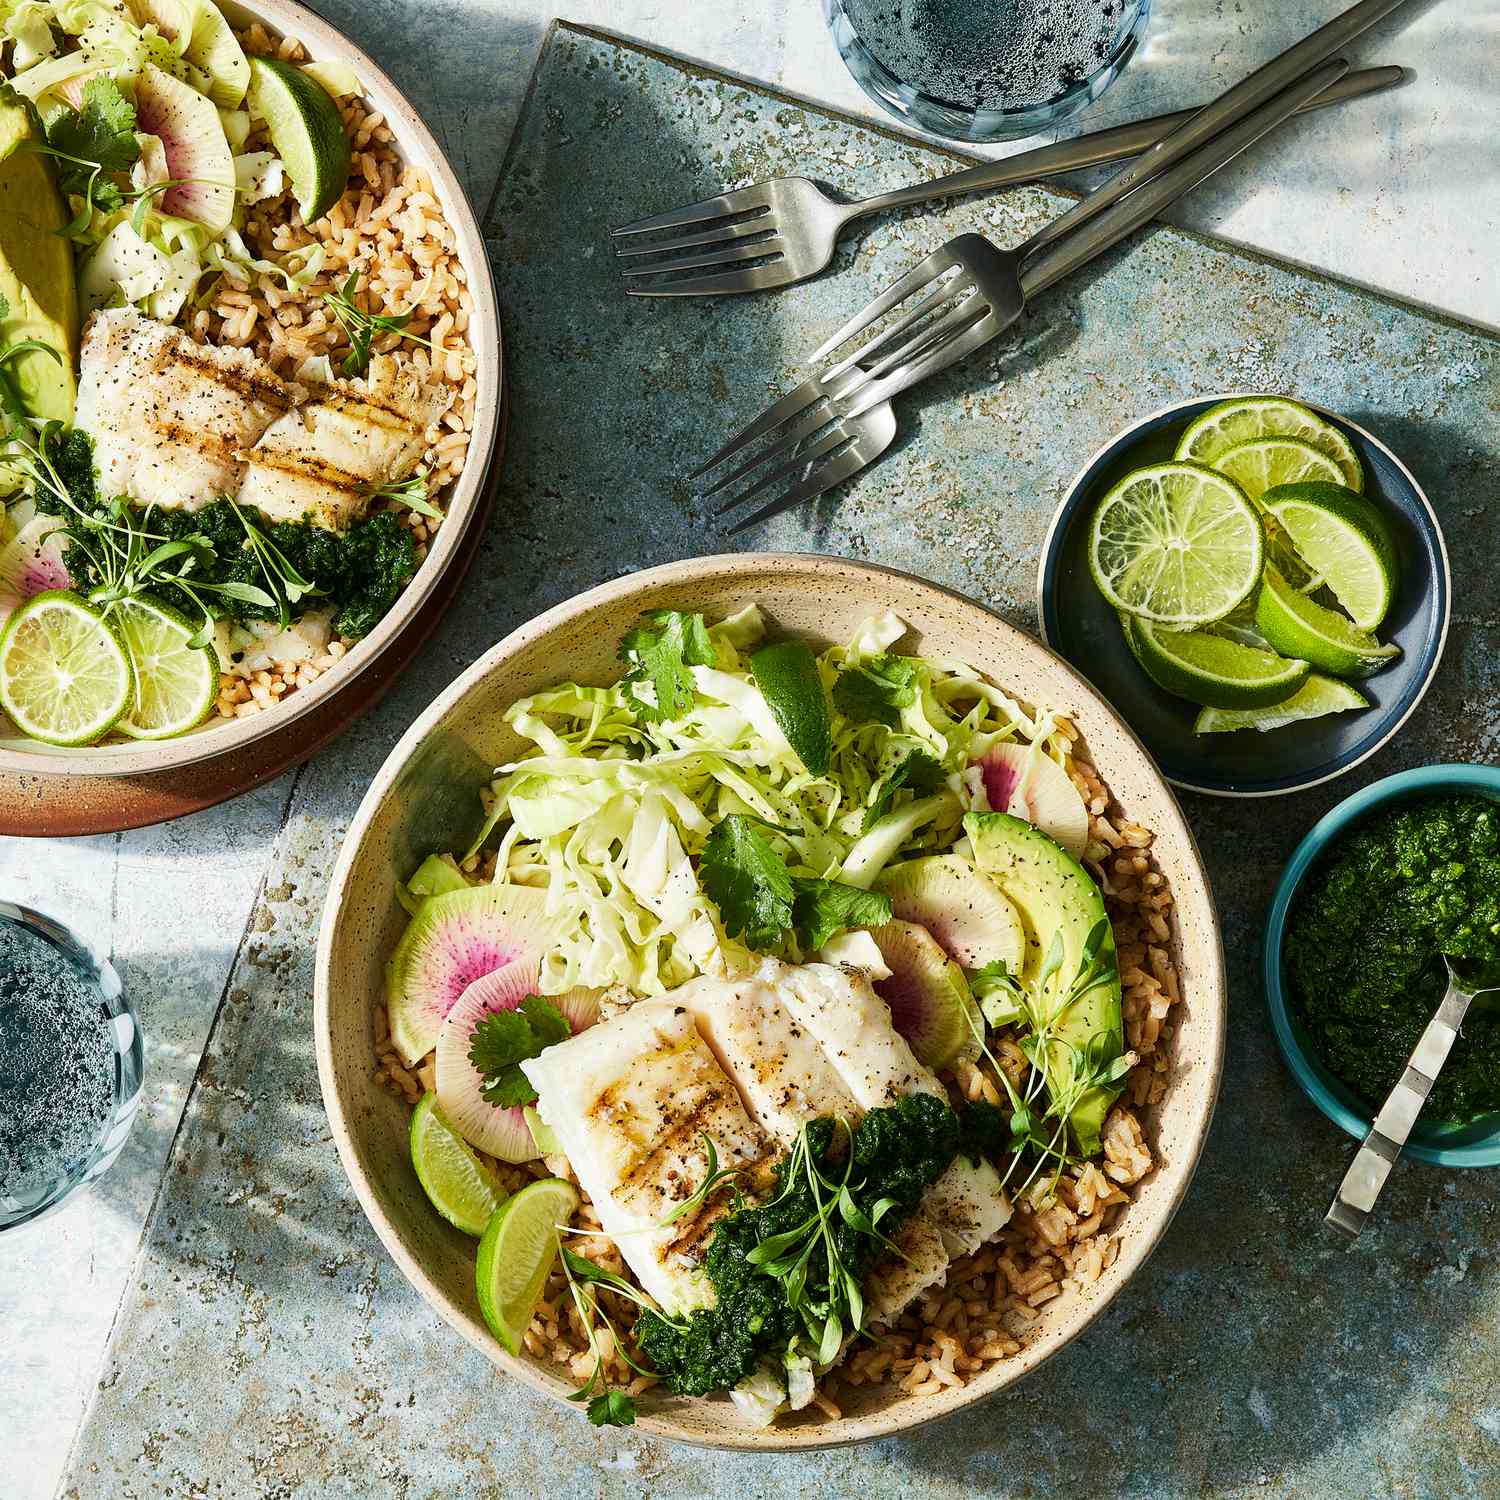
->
[0,84,79,461]
[964,811,1124,1154]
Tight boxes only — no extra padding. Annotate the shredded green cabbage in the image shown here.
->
[469,610,1077,998]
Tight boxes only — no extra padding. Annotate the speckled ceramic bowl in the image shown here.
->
[0,0,501,779]
[315,554,1227,1451]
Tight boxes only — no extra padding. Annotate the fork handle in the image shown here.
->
[1017,59,1350,299]
[841,65,1403,222]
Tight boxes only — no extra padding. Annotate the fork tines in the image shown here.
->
[693,239,995,529]
[612,187,786,296]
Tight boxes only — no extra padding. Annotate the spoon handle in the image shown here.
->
[1324,979,1476,1240]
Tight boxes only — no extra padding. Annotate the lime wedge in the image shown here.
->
[1122,613,1310,709]
[111,596,219,740]
[749,639,832,774]
[1194,673,1369,734]
[1255,566,1400,678]
[476,1176,580,1355]
[1211,437,1346,503]
[0,590,133,746]
[1261,481,1399,631]
[410,1091,506,1238]
[247,55,352,222]
[1175,397,1363,491]
[1088,462,1263,627]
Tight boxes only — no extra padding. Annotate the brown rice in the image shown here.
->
[373,730,1183,1417]
[195,24,476,717]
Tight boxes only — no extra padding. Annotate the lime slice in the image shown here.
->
[1255,566,1400,678]
[1261,481,1399,631]
[1122,612,1310,709]
[1175,397,1363,491]
[110,596,219,740]
[1211,437,1345,504]
[0,590,133,746]
[1194,673,1369,734]
[410,1091,507,1237]
[1088,462,1263,627]
[749,639,832,774]
[475,1176,580,1355]
[247,55,352,222]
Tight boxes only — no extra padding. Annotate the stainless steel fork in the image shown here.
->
[698,58,1352,534]
[612,65,1402,298]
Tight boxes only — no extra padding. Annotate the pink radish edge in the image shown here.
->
[0,518,72,626]
[434,964,597,1162]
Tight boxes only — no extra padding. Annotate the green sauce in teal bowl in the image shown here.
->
[1263,763,1500,1167]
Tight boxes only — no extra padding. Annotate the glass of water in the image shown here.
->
[825,0,1152,144]
[0,902,143,1233]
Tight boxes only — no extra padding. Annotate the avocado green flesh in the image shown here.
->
[0,87,78,437]
[964,811,1124,1153]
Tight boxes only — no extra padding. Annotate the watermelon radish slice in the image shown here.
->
[0,517,71,625]
[975,743,1089,858]
[134,63,235,233]
[384,883,556,1065]
[435,964,598,1161]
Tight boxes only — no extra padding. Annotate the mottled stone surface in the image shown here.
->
[35,24,1500,1500]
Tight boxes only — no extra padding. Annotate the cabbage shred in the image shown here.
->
[473,607,1075,997]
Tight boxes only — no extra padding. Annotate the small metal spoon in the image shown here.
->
[1325,957,1499,1240]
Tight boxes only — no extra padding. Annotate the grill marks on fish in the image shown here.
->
[521,1004,770,1315]
[525,961,1014,1345]
[77,308,302,513]
[74,307,449,531]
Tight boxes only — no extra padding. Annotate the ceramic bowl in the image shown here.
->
[1263,762,1500,1168]
[1037,395,1449,797]
[0,0,501,778]
[315,553,1228,1450]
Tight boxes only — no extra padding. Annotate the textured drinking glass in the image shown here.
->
[0,902,142,1233]
[825,0,1152,144]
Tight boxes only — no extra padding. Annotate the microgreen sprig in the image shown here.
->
[367,467,442,521]
[225,496,326,631]
[323,270,437,377]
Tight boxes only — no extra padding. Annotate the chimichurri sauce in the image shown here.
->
[1284,795,1500,1123]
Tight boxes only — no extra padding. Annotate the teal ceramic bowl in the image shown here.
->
[1263,763,1500,1167]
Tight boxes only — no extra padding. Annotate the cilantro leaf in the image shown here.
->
[467,997,572,1107]
[587,1390,636,1427]
[42,78,140,205]
[0,292,9,322]
[832,654,918,728]
[862,749,946,832]
[618,609,715,722]
[699,814,892,951]
[790,878,891,950]
[698,815,794,949]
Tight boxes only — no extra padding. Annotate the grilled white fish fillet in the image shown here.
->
[770,958,1013,1257]
[520,1002,769,1316]
[74,307,300,512]
[673,967,862,1146]
[239,353,450,529]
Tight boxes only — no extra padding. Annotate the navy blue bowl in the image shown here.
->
[1037,395,1450,798]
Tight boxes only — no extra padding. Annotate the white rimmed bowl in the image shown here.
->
[315,553,1228,1451]
[0,0,500,777]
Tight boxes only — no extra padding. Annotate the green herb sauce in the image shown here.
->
[39,430,416,640]
[635,1093,959,1396]
[1284,795,1500,1123]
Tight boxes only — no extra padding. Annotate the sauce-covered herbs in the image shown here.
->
[1285,795,1500,1122]
[37,429,416,639]
[635,1093,959,1397]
